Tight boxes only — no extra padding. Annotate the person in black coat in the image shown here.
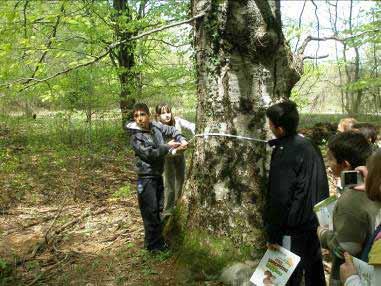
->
[265,100,329,286]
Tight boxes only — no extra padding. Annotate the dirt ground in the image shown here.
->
[0,196,191,285]
[0,174,335,286]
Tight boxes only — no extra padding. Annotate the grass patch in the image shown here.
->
[0,258,17,286]
[112,185,132,199]
[0,113,133,208]
[177,230,254,280]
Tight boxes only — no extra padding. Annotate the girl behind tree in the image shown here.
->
[155,103,195,219]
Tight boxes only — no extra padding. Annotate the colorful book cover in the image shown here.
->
[250,246,301,286]
[313,196,337,230]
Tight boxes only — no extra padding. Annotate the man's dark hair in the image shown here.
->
[352,122,378,144]
[133,103,150,115]
[266,100,299,135]
[328,131,371,168]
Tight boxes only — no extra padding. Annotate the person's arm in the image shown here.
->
[264,155,298,245]
[130,134,179,163]
[288,145,329,227]
[177,117,196,135]
[318,205,367,258]
[340,252,360,286]
[341,267,381,286]
[156,122,186,143]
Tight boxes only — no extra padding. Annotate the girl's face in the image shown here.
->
[159,111,172,125]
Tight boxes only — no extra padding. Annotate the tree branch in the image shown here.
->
[253,0,279,30]
[18,50,111,91]
[149,38,190,48]
[126,12,205,43]
[294,0,307,53]
[11,11,206,91]
[297,35,344,55]
[303,54,329,60]
[297,27,381,56]
[311,0,321,64]
[23,2,65,85]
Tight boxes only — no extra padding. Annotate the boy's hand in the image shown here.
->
[176,140,188,151]
[167,140,181,148]
[266,242,280,251]
[340,252,358,283]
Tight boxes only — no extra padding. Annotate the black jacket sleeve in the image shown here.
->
[265,158,298,244]
[130,134,170,163]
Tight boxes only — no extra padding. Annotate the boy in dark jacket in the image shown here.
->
[126,103,188,252]
[265,100,329,286]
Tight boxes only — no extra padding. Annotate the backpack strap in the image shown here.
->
[361,223,381,262]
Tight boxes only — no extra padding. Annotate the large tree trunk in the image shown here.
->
[175,0,301,275]
[113,0,137,124]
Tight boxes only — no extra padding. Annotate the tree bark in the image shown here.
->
[348,0,362,114]
[176,0,300,268]
[113,0,138,124]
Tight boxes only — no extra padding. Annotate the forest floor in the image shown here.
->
[0,116,220,286]
[0,154,220,286]
[0,156,193,285]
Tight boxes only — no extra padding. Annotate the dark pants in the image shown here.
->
[137,176,165,251]
[287,230,326,286]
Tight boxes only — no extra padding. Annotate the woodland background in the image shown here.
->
[0,0,380,285]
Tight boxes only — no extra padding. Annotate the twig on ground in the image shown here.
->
[18,207,108,264]
[26,253,69,286]
[44,199,67,245]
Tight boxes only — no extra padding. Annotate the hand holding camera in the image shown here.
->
[340,168,366,190]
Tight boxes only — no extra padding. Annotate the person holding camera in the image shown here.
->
[318,132,381,286]
[339,149,381,285]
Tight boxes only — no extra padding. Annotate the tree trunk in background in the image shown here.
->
[329,0,347,114]
[372,9,381,113]
[348,0,362,114]
[113,0,137,124]
[176,0,300,267]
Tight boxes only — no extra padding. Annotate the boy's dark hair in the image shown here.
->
[328,131,371,168]
[266,100,299,135]
[352,122,378,144]
[133,103,150,115]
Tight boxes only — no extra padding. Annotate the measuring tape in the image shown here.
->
[191,132,268,143]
